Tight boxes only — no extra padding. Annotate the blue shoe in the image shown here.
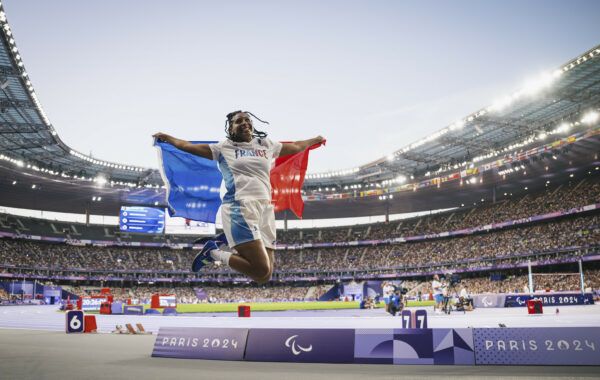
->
[193,232,228,248]
[191,240,217,272]
[214,232,228,247]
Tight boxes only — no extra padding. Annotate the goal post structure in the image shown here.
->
[528,259,585,295]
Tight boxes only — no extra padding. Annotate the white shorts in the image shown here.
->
[221,199,276,249]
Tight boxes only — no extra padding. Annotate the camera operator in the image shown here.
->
[432,274,444,314]
[387,290,405,316]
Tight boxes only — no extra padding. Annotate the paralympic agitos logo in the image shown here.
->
[285,335,313,355]
[482,296,492,307]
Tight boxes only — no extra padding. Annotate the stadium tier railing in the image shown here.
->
[1,202,598,249]
[1,244,597,283]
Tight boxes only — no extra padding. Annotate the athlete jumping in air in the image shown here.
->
[153,110,323,284]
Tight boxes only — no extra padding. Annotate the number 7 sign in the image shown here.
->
[400,309,428,329]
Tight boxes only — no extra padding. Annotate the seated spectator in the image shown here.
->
[359,298,367,309]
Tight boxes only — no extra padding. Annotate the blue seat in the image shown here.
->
[162,308,178,315]
[123,305,144,315]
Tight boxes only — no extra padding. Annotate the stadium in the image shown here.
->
[0,2,599,379]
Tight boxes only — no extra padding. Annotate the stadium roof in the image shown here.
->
[0,2,598,219]
[0,4,161,188]
[303,44,600,189]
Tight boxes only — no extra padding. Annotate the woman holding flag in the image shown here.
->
[153,110,323,284]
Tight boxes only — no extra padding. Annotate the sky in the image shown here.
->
[2,0,600,175]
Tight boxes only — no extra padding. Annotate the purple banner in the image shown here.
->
[354,328,474,365]
[473,294,507,308]
[473,328,600,365]
[504,293,594,307]
[152,327,248,360]
[244,328,355,363]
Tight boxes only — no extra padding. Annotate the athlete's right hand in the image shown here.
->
[152,132,169,142]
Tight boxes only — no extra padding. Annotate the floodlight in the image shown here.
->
[581,111,599,124]
[95,175,108,185]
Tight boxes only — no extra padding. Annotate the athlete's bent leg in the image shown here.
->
[265,247,274,277]
[228,239,271,284]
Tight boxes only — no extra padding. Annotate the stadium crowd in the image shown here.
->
[0,212,597,274]
[0,177,598,305]
[279,178,599,243]
[276,213,599,271]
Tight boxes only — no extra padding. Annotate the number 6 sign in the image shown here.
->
[66,310,85,333]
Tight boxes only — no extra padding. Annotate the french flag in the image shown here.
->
[156,140,324,223]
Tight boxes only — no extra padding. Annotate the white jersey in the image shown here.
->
[383,285,394,297]
[432,280,443,295]
[210,137,282,203]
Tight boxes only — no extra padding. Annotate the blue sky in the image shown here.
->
[3,0,599,173]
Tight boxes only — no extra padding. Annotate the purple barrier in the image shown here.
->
[152,327,248,360]
[151,327,476,365]
[504,293,594,307]
[473,294,507,308]
[245,328,355,363]
[473,328,600,365]
[355,328,474,365]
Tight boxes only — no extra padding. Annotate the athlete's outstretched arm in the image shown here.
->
[280,136,324,157]
[153,133,212,160]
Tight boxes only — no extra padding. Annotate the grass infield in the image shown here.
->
[63,300,435,314]
[172,300,435,313]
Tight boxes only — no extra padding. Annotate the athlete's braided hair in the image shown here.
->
[224,110,269,142]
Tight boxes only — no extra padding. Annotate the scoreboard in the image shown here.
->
[151,294,177,309]
[164,212,216,235]
[120,206,165,234]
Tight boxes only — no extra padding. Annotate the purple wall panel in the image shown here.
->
[244,328,355,363]
[152,327,248,360]
[473,328,600,365]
